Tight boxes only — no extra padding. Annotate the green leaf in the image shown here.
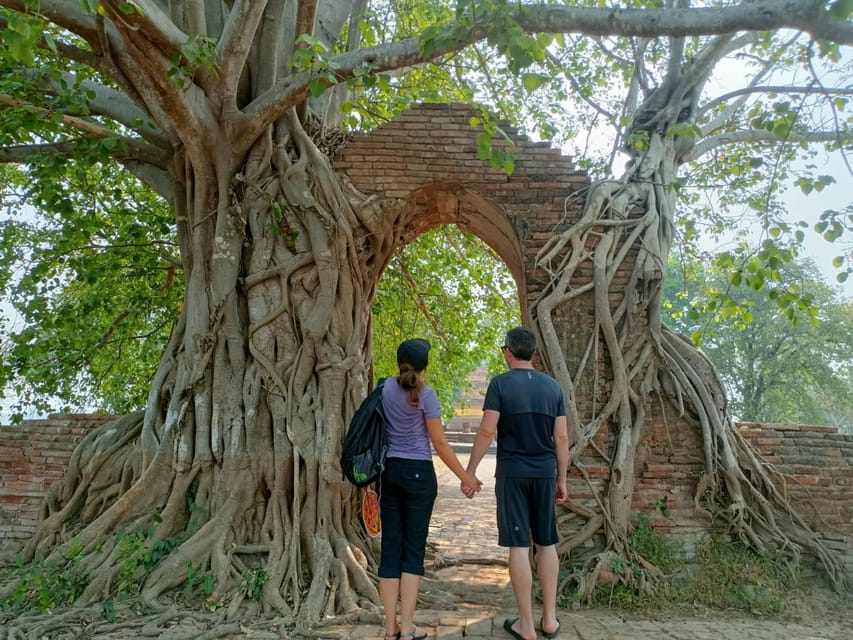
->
[308,78,327,98]
[521,73,547,93]
[476,132,491,161]
[829,0,853,19]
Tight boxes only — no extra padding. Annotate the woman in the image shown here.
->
[378,338,482,640]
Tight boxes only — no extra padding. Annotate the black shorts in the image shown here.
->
[495,476,558,548]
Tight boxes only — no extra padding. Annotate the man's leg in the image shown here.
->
[535,543,560,635]
[507,546,537,640]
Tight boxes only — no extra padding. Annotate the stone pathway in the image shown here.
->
[428,451,503,564]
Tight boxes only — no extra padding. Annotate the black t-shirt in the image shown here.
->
[483,368,566,478]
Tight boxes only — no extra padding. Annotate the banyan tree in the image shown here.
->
[0,0,851,631]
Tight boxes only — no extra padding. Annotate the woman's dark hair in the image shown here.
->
[397,363,424,406]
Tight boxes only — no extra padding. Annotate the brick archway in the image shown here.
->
[333,102,589,320]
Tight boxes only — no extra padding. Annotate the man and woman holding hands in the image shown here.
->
[378,327,569,640]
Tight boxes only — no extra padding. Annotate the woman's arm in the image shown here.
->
[425,417,482,494]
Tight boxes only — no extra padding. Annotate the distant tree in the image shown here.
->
[820,366,853,434]
[664,252,853,428]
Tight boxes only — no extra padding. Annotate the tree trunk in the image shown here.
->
[21,113,393,622]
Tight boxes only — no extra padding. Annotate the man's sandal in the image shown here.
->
[539,617,561,639]
[399,626,427,640]
[384,633,400,639]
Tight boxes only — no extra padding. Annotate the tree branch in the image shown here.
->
[0,137,168,169]
[700,85,853,119]
[239,1,853,150]
[0,0,98,42]
[684,129,853,162]
[78,79,169,146]
[0,93,114,138]
[216,0,268,101]
[512,4,853,44]
[16,69,170,147]
[100,0,189,59]
[545,50,614,121]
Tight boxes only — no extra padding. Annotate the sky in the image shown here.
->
[702,55,852,299]
[776,153,851,298]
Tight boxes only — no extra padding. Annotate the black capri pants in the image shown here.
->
[378,457,438,578]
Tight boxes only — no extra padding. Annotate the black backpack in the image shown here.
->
[341,378,388,487]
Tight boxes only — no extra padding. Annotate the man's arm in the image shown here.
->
[554,415,569,504]
[466,409,499,478]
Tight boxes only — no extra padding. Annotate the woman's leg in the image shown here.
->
[399,572,421,635]
[397,460,437,636]
[379,463,405,637]
[379,577,400,637]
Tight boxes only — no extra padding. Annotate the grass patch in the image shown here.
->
[677,532,791,614]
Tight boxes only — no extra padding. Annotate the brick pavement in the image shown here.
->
[329,453,852,640]
[428,450,503,564]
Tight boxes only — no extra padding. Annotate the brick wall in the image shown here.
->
[333,102,591,319]
[566,406,853,574]
[738,422,853,574]
[4,413,848,575]
[0,414,112,554]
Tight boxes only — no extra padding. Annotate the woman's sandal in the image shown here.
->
[384,633,400,639]
[399,626,427,640]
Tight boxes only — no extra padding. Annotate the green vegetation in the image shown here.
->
[1,545,88,614]
[0,515,220,615]
[373,225,520,419]
[239,569,269,602]
[564,522,794,616]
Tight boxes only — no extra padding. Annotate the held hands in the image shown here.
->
[460,472,482,499]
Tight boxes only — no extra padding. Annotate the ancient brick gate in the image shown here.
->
[1,103,850,577]
[333,102,590,319]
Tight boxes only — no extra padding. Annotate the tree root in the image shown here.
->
[532,134,851,599]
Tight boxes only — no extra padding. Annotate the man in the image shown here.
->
[465,327,569,640]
